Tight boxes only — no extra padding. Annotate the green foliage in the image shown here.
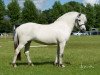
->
[85,4,95,30]
[38,12,48,24]
[7,0,21,25]
[43,9,53,23]
[51,1,65,22]
[0,0,6,33]
[0,20,11,33]
[43,1,66,24]
[22,0,38,23]
[0,0,5,20]
[64,1,82,12]
[94,4,100,28]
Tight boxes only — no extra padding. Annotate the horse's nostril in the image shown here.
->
[84,28,86,31]
[80,29,86,33]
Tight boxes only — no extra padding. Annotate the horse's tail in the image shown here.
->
[14,29,21,60]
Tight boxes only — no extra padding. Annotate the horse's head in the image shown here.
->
[75,13,87,32]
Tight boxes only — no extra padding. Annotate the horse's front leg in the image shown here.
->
[59,42,66,67]
[54,41,66,67]
[54,47,59,66]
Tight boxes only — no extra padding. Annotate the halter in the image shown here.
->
[75,13,85,28]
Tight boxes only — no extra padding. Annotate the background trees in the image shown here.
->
[94,4,100,28]
[0,0,6,33]
[22,0,38,23]
[64,1,84,12]
[7,0,21,26]
[51,1,65,22]
[0,1,100,33]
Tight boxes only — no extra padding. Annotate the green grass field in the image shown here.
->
[0,35,100,75]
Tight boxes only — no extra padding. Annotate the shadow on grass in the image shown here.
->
[10,61,53,66]
[10,61,71,66]
[33,61,53,65]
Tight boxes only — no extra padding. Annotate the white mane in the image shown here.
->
[56,12,79,21]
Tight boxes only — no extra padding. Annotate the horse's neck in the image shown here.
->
[55,15,77,31]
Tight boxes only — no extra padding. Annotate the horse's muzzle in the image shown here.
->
[80,28,86,33]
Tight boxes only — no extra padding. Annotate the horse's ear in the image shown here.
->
[77,13,81,18]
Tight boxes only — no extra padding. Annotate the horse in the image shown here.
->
[12,12,87,67]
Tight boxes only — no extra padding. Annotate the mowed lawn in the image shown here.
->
[0,35,100,75]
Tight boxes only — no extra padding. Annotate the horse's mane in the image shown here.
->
[56,11,79,22]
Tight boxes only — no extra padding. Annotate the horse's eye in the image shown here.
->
[78,20,81,21]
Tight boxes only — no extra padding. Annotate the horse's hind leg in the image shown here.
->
[12,43,25,67]
[24,41,33,66]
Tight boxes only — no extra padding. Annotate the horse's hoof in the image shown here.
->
[31,64,34,66]
[54,63,65,68]
[54,62,58,66]
[60,64,65,68]
[28,63,34,66]
[12,63,17,68]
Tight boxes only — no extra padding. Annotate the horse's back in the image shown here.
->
[15,22,56,43]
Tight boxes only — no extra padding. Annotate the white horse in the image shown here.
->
[12,12,87,67]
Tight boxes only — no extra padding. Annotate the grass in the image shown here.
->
[0,35,100,75]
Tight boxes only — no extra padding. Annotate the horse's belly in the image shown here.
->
[34,35,57,44]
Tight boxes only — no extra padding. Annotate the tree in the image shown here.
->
[22,0,38,23]
[7,0,21,26]
[0,20,11,33]
[0,0,5,20]
[42,1,66,24]
[64,1,85,13]
[43,9,52,23]
[85,4,95,30]
[51,1,65,22]
[94,4,100,28]
[0,0,5,33]
[38,11,48,24]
